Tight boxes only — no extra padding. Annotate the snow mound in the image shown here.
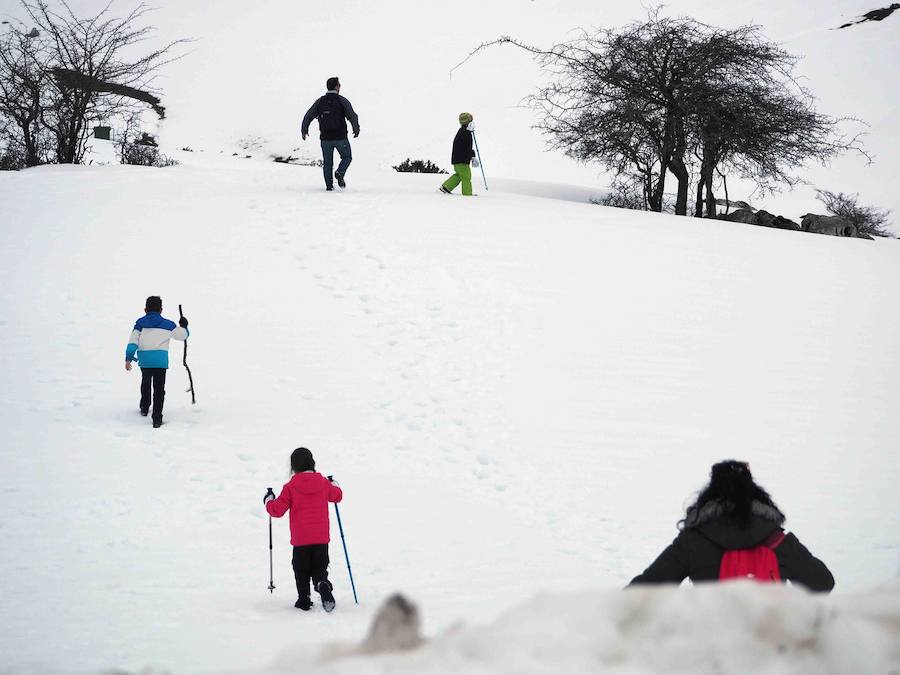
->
[256,583,900,674]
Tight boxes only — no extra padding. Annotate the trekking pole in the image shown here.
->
[178,304,196,404]
[472,131,488,191]
[329,475,358,604]
[264,488,276,593]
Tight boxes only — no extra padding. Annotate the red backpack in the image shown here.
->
[719,530,786,582]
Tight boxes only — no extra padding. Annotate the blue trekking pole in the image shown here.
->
[329,476,358,604]
[472,131,488,191]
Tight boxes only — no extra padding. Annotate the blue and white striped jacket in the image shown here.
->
[125,312,189,369]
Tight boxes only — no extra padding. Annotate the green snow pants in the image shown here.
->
[442,163,473,196]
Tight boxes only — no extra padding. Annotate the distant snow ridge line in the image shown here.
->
[116,583,900,675]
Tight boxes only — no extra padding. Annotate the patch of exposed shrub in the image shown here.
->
[816,189,894,238]
[393,158,447,174]
[122,143,178,167]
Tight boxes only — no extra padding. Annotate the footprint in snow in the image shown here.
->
[114,431,130,438]
[237,453,252,462]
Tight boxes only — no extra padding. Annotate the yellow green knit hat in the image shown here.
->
[458,112,473,125]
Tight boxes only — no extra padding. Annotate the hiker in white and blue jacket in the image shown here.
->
[125,296,189,428]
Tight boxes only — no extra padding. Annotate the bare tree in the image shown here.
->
[454,11,866,217]
[0,23,51,166]
[816,190,894,238]
[687,51,866,218]
[19,0,186,164]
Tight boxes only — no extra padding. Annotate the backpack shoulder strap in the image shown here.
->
[763,529,786,549]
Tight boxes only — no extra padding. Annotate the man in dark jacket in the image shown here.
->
[629,462,835,592]
[301,77,360,191]
[439,112,477,196]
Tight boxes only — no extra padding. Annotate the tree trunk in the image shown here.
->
[669,114,690,216]
[694,179,705,218]
[669,154,690,216]
[649,165,667,212]
[720,172,730,216]
[704,178,717,218]
[20,121,39,167]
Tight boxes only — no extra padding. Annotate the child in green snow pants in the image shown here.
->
[442,163,473,196]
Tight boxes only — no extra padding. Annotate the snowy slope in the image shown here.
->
[136,0,899,231]
[0,156,899,674]
[6,0,893,228]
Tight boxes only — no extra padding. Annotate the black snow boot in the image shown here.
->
[294,595,312,611]
[335,172,346,189]
[140,409,149,417]
[317,580,335,613]
[152,419,163,428]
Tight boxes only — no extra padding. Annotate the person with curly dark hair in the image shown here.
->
[629,460,834,591]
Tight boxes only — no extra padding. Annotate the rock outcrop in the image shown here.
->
[721,209,800,230]
[800,213,859,237]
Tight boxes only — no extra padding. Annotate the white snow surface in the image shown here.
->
[1,156,899,674]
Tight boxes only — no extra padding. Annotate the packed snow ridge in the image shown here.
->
[117,583,900,674]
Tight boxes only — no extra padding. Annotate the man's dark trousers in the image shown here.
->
[292,544,330,598]
[140,367,167,424]
[321,139,352,188]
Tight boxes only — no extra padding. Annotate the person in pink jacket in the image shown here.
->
[265,447,343,611]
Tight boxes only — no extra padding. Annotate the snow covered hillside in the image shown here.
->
[139,0,899,229]
[1,156,899,674]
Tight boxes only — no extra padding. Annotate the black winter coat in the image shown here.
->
[451,126,475,165]
[629,500,835,592]
[301,93,360,141]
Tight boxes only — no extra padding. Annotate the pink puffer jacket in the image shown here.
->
[266,472,343,546]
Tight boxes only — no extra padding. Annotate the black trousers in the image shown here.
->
[139,368,167,423]
[292,544,330,598]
